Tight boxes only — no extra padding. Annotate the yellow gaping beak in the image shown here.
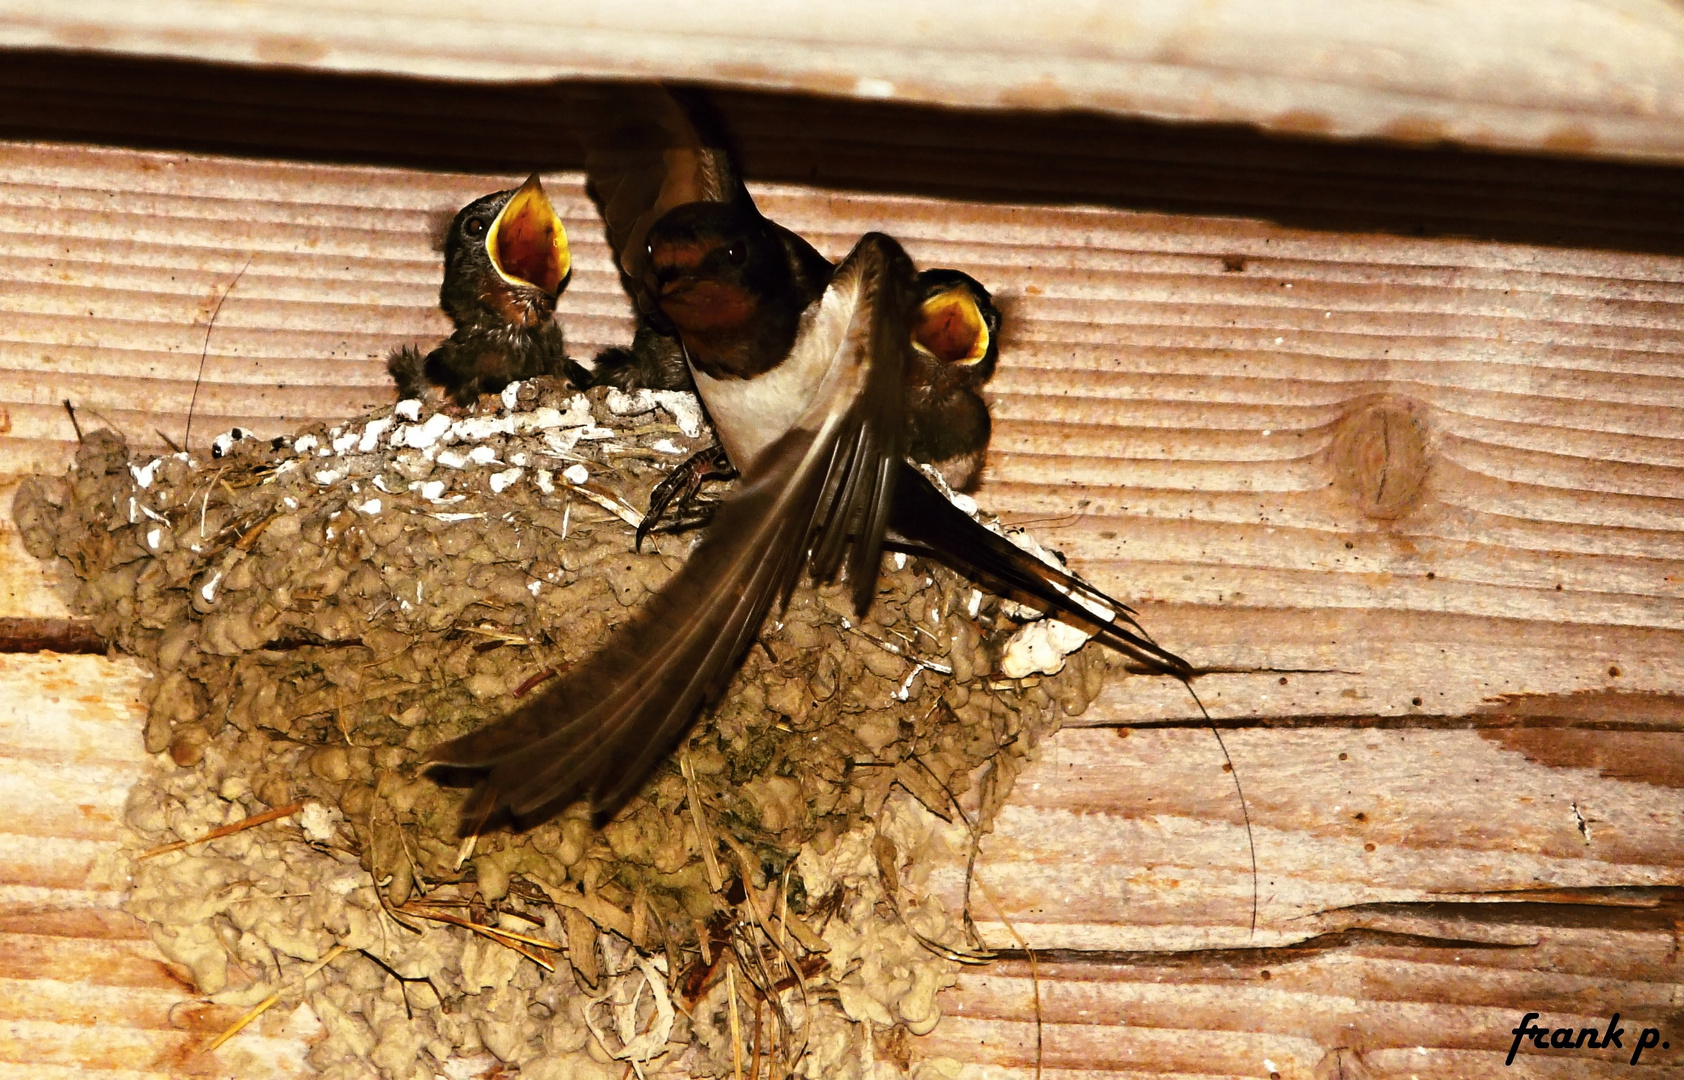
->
[912,285,990,366]
[486,174,571,295]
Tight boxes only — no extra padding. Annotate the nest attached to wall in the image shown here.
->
[16,380,1113,1079]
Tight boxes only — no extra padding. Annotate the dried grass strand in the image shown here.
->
[726,961,744,1080]
[202,941,349,1054]
[139,800,307,860]
[396,905,561,970]
[680,751,725,892]
[972,872,1042,1080]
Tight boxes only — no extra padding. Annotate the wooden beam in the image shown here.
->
[3,1,1684,162]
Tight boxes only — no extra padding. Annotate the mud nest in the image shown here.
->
[17,380,1115,1079]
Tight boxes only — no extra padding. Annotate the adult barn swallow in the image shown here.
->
[389,175,572,406]
[561,95,1001,492]
[605,266,1000,549]
[426,86,1190,828]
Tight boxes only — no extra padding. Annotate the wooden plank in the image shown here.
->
[0,141,1679,1077]
[3,1,1684,163]
[0,647,314,1077]
[944,727,1684,952]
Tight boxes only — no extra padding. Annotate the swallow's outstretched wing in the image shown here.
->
[426,234,917,827]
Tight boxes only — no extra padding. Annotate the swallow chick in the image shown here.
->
[905,269,1000,491]
[389,175,572,407]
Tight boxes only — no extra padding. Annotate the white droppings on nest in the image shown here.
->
[605,388,704,439]
[449,415,509,442]
[562,463,590,485]
[1000,616,1092,678]
[913,464,1103,677]
[298,800,342,844]
[161,378,718,545]
[130,459,161,489]
[998,526,1126,675]
[359,416,394,452]
[603,387,655,418]
[395,412,452,450]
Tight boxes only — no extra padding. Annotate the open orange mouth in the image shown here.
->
[912,285,990,365]
[487,174,571,295]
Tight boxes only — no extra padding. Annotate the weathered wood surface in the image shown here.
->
[0,487,314,1078]
[4,1,1684,163]
[0,142,1679,1077]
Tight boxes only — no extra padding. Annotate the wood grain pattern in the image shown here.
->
[0,141,1679,1078]
[0,647,314,1078]
[3,1,1684,163]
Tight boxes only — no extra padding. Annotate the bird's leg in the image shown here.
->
[635,443,736,551]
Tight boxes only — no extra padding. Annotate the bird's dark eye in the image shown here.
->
[464,216,488,238]
[726,242,747,266]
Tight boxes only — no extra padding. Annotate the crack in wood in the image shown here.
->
[981,927,1531,969]
[0,617,106,655]
[1091,713,1684,732]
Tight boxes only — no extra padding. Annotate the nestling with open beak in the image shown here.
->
[389,174,573,406]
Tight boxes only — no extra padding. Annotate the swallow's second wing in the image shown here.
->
[565,84,744,301]
[885,465,1192,678]
[426,234,917,827]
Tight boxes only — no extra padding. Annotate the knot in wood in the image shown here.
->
[1328,398,1430,520]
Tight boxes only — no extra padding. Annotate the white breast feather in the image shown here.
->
[689,273,858,467]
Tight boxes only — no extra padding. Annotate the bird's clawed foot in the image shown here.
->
[635,443,736,551]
